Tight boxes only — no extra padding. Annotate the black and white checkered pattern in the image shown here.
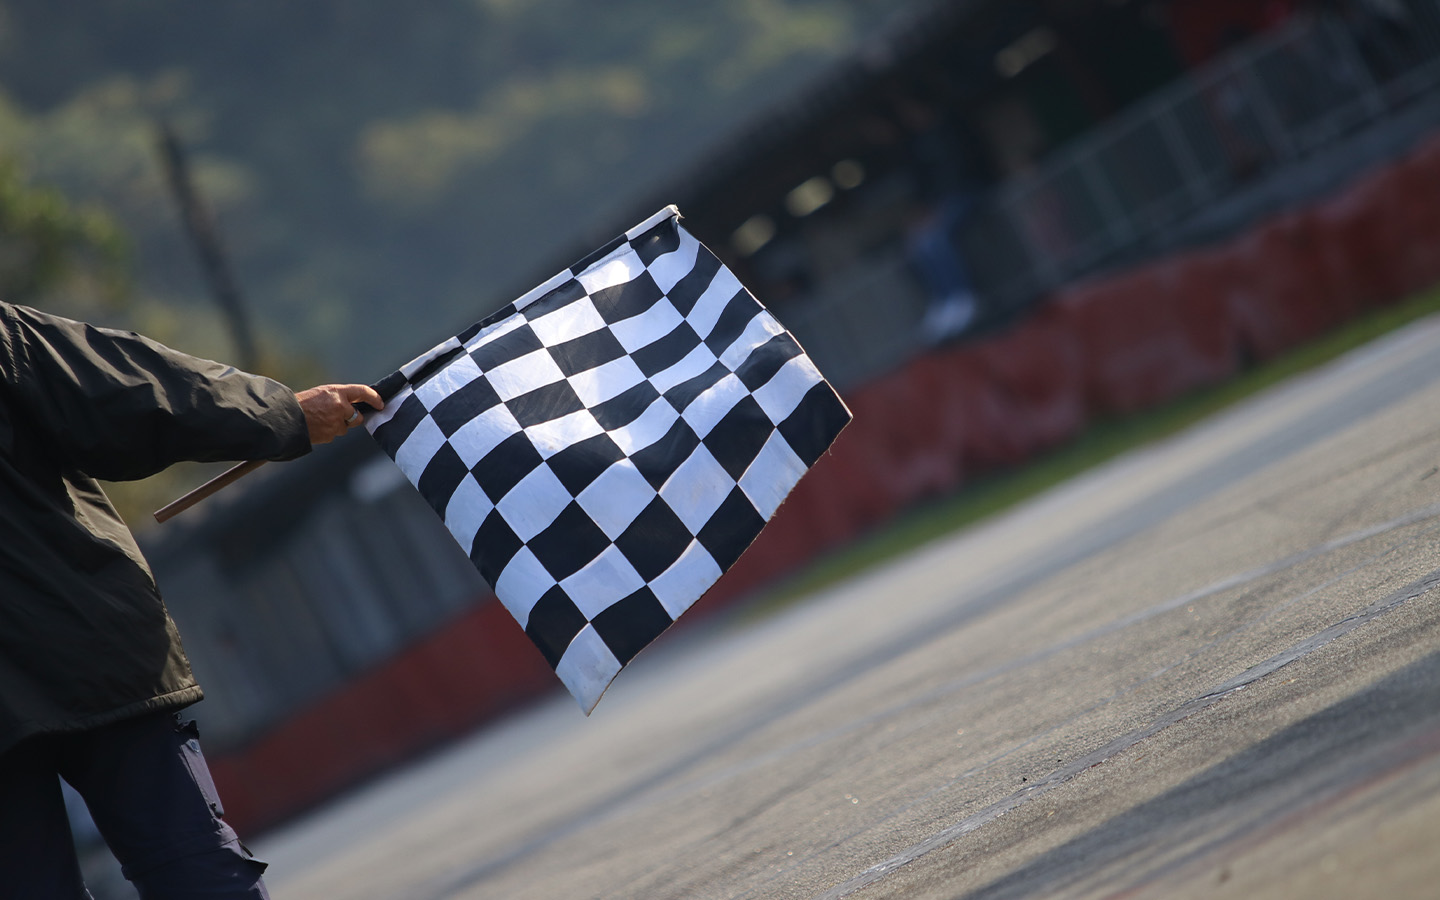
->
[366,207,850,712]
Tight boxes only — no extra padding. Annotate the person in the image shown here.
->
[890,92,985,345]
[0,299,383,898]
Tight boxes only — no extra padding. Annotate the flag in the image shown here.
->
[365,206,851,712]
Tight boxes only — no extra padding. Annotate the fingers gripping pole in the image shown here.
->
[153,389,387,523]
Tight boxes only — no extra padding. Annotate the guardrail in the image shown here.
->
[788,5,1440,390]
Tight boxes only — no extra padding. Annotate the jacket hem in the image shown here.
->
[2,685,205,756]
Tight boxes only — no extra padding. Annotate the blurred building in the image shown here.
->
[143,0,1440,833]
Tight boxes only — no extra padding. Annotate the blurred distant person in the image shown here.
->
[0,299,382,899]
[909,194,979,345]
[891,92,985,345]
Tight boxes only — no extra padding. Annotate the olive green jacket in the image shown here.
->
[0,301,309,754]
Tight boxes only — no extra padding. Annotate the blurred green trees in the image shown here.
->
[0,156,127,310]
[0,0,911,378]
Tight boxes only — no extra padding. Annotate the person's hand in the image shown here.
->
[295,384,385,444]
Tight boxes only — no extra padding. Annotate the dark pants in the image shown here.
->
[0,711,269,899]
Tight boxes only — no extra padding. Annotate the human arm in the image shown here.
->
[0,301,310,480]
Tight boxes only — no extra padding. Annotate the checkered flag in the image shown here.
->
[365,207,851,712]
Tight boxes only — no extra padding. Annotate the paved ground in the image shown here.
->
[256,314,1440,900]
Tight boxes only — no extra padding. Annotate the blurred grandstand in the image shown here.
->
[140,0,1440,835]
[652,0,1440,389]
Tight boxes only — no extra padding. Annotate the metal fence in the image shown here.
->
[787,4,1440,390]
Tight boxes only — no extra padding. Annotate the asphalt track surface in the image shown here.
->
[259,314,1440,900]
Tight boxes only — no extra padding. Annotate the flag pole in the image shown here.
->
[153,459,267,523]
[153,396,386,522]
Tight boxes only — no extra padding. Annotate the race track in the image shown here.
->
[258,314,1440,900]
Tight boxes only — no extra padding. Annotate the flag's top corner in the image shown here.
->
[625,205,681,242]
[513,206,684,313]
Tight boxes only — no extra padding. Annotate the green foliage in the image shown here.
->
[0,156,127,307]
[0,0,916,377]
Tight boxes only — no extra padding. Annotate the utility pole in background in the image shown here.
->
[155,121,260,371]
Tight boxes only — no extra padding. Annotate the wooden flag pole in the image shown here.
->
[151,399,382,522]
[153,459,267,523]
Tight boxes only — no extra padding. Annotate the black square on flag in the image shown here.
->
[592,588,673,665]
